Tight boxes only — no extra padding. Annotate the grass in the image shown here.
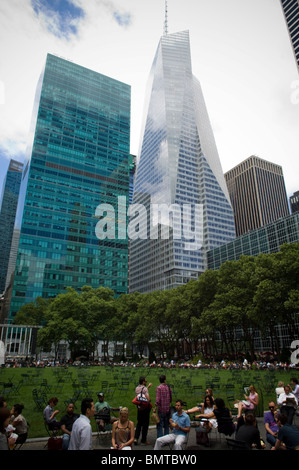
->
[0,365,295,439]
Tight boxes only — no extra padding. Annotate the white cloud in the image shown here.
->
[0,0,298,200]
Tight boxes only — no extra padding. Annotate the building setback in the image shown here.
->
[8,54,131,322]
[0,160,23,293]
[207,212,299,270]
[224,156,290,237]
[290,191,299,213]
[280,0,299,73]
[129,30,235,293]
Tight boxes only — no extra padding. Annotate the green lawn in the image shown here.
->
[0,365,295,439]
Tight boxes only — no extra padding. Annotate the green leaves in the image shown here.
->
[13,242,299,361]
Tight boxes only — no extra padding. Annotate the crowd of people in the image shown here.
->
[2,357,299,370]
[1,374,299,451]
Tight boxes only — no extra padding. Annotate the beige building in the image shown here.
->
[225,156,290,237]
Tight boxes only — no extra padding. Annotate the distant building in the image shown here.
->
[224,156,290,237]
[207,212,299,270]
[290,190,299,213]
[0,160,23,293]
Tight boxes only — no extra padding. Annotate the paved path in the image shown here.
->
[19,417,269,451]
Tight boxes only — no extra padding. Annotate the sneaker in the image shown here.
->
[141,441,150,445]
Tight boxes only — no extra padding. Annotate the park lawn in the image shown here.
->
[0,365,295,439]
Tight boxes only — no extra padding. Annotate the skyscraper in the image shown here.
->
[224,155,290,237]
[8,54,131,322]
[280,0,299,73]
[129,30,235,293]
[0,159,23,293]
[290,191,299,213]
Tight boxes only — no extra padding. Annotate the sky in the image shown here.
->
[0,0,298,202]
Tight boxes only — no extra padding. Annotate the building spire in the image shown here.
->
[164,0,168,35]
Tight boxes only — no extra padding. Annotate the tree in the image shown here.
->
[13,297,49,325]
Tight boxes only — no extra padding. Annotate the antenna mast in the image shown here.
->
[164,0,168,35]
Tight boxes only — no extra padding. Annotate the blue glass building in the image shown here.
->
[0,159,23,293]
[129,30,235,293]
[8,54,131,321]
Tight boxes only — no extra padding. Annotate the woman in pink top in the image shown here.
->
[236,385,259,414]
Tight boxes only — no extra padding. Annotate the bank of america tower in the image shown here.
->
[129,29,235,293]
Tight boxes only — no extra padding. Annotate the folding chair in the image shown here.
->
[14,425,29,451]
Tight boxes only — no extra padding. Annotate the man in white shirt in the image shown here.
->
[68,398,95,450]
[277,385,298,425]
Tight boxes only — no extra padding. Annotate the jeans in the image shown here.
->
[266,432,277,447]
[62,433,70,450]
[157,412,170,438]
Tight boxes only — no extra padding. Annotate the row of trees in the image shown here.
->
[14,242,299,362]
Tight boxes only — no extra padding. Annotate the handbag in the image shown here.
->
[47,436,62,450]
[195,428,209,446]
[132,387,151,410]
[151,409,160,424]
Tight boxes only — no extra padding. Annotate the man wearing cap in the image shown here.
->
[94,392,118,431]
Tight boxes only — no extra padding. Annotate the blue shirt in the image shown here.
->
[171,411,190,436]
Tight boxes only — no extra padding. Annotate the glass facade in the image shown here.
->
[207,213,299,270]
[8,54,131,321]
[129,31,235,293]
[0,160,23,293]
[280,0,299,73]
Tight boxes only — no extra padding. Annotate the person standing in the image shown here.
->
[155,374,172,438]
[68,398,95,450]
[290,378,299,403]
[134,376,152,446]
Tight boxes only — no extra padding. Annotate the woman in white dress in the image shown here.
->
[196,395,217,432]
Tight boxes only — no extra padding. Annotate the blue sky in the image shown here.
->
[0,0,298,202]
[31,0,86,38]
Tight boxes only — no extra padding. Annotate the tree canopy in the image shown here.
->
[13,242,299,362]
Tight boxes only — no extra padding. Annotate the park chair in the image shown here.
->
[32,389,47,411]
[63,390,81,408]
[95,409,113,447]
[119,380,130,395]
[14,424,29,451]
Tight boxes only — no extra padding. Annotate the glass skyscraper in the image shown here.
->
[0,159,23,293]
[129,30,235,293]
[8,54,131,322]
[280,0,299,73]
